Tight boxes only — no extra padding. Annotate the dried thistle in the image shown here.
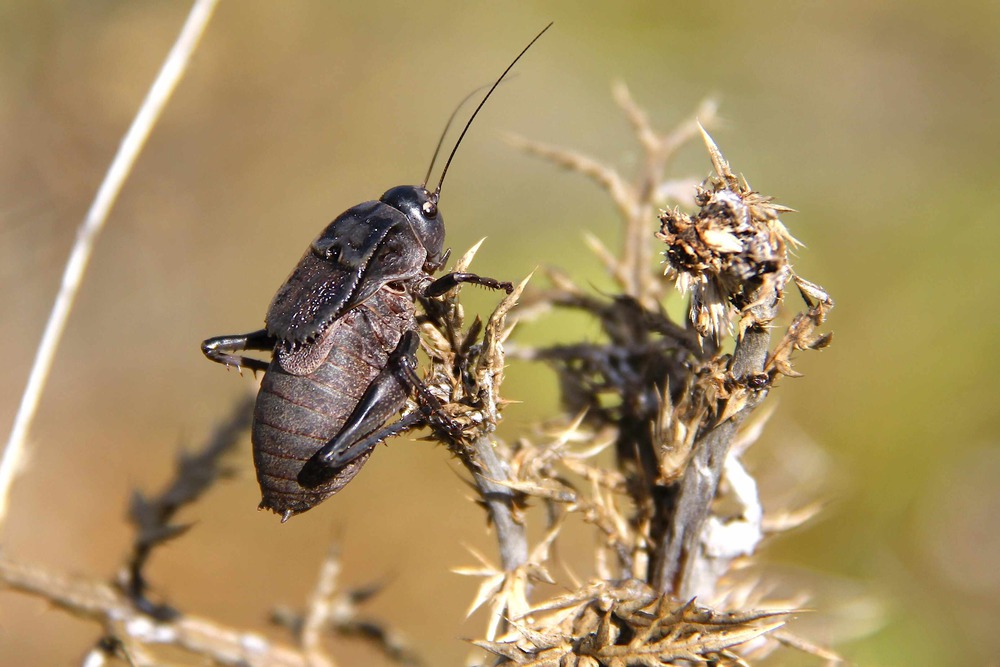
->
[477,84,838,664]
[416,241,536,634]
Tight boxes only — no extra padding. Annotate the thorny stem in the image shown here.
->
[124,395,253,618]
[433,268,529,572]
[653,306,776,598]
[467,435,528,572]
[515,95,806,606]
[0,0,220,532]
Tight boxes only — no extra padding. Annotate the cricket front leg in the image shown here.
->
[423,271,514,297]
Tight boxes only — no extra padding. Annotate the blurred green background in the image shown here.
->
[1,1,998,665]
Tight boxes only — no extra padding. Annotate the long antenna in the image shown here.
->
[432,22,553,201]
[421,84,493,189]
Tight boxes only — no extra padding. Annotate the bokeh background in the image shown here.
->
[1,1,998,665]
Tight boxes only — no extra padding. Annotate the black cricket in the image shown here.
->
[202,25,551,522]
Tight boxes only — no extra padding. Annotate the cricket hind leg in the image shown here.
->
[201,329,275,373]
[297,330,463,488]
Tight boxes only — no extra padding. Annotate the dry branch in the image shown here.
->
[122,395,253,619]
[0,555,316,667]
[1,395,419,666]
[417,249,533,637]
[0,0,220,531]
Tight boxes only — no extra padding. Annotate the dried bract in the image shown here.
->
[476,584,790,667]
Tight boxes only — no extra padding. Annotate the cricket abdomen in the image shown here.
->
[252,289,414,517]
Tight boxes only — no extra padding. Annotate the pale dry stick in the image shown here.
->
[0,0,220,529]
[300,545,341,667]
[612,83,718,303]
[0,555,318,667]
[509,91,717,307]
[506,134,636,226]
[611,82,656,299]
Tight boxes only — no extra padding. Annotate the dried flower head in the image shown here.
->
[657,128,799,343]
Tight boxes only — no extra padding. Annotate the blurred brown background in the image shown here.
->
[1,1,998,665]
